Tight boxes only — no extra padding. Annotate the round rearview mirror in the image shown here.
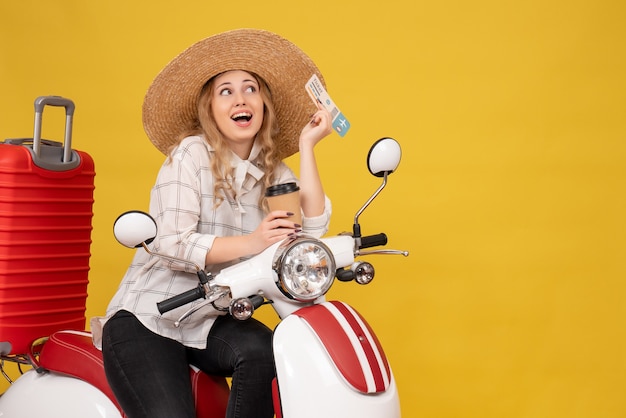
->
[367,137,402,177]
[113,211,157,248]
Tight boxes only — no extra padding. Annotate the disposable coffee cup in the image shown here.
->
[265,182,302,225]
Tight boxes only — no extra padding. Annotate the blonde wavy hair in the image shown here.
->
[169,71,282,208]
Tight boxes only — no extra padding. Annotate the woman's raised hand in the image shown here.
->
[299,100,333,150]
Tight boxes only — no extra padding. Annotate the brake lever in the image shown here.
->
[357,249,409,257]
[174,286,230,327]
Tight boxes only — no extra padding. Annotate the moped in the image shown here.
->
[0,137,407,417]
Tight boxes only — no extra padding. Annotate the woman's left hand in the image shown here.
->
[299,100,333,150]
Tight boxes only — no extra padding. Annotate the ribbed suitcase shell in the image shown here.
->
[0,97,95,355]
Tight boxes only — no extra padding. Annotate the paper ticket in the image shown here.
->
[305,74,350,137]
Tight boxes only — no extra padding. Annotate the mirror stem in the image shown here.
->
[353,171,389,240]
[140,242,203,272]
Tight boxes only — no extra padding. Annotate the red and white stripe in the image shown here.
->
[296,301,391,394]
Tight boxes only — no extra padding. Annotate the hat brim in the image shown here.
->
[142,28,324,160]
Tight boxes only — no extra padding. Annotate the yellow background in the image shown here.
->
[2,1,625,417]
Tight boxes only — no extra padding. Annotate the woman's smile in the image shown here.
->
[231,110,253,127]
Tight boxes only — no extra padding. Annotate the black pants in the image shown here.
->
[102,310,275,418]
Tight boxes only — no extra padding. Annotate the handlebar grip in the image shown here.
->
[157,286,205,314]
[360,233,388,249]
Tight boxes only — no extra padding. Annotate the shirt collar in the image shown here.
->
[229,140,265,195]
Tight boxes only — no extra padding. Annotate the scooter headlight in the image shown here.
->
[273,236,336,301]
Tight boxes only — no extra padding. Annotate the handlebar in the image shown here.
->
[157,286,206,314]
[359,233,388,249]
[156,232,392,314]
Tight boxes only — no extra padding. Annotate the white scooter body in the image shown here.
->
[214,234,400,417]
[0,233,399,418]
[274,307,400,417]
[0,370,121,418]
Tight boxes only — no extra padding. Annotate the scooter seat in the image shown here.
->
[38,330,230,418]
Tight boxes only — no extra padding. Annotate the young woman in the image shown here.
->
[91,29,334,418]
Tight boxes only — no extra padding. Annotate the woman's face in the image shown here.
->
[210,70,264,157]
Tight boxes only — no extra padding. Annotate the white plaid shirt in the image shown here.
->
[92,135,331,349]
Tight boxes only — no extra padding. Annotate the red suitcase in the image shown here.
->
[0,96,95,356]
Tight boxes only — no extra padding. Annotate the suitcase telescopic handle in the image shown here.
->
[33,96,75,163]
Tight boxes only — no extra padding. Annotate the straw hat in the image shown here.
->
[142,28,325,159]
